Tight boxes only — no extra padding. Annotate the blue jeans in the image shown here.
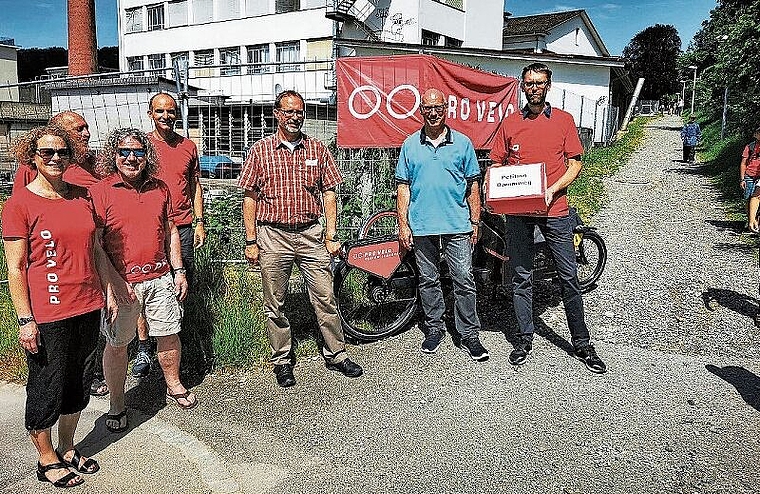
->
[413,234,480,339]
[506,215,590,349]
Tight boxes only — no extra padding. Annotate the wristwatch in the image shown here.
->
[173,267,187,275]
[18,316,35,326]
[245,238,258,247]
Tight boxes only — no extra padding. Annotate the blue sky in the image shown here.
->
[0,0,716,55]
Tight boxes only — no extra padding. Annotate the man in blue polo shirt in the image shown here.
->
[395,87,488,361]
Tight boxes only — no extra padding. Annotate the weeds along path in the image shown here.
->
[577,114,760,358]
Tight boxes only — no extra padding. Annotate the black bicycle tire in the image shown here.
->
[359,210,399,239]
[577,230,607,292]
[333,258,418,342]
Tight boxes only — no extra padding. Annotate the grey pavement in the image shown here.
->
[3,115,760,493]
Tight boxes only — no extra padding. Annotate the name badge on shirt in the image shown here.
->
[305,159,319,167]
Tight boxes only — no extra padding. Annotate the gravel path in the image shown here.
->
[3,115,760,494]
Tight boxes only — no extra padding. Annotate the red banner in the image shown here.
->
[337,54,519,149]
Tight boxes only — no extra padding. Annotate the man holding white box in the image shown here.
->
[489,63,607,374]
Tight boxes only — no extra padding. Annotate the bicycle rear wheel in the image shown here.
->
[576,230,607,292]
[359,210,399,239]
[334,258,418,342]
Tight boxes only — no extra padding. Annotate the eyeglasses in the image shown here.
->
[278,109,305,117]
[421,104,446,114]
[36,148,71,160]
[117,148,146,158]
[522,81,549,89]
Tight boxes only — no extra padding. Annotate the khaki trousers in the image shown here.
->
[257,223,347,365]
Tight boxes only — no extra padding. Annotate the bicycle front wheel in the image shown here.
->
[576,230,607,292]
[334,258,418,342]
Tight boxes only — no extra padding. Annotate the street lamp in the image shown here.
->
[689,65,697,115]
[680,80,686,115]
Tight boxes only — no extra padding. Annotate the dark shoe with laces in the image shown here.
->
[273,364,296,387]
[131,348,153,378]
[421,331,445,353]
[508,343,532,366]
[574,344,607,374]
[326,358,363,378]
[460,337,489,362]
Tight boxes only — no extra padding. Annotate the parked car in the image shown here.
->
[199,155,242,179]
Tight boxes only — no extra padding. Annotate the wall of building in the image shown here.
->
[0,45,19,102]
[545,17,603,57]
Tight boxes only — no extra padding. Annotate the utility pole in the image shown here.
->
[689,65,698,115]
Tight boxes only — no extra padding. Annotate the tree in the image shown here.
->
[17,46,120,81]
[622,24,682,100]
[682,0,760,137]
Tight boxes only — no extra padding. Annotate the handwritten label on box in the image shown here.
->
[487,163,545,199]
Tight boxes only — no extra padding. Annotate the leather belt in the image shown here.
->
[258,220,319,232]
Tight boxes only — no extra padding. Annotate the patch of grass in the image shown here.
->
[696,120,746,222]
[569,117,652,220]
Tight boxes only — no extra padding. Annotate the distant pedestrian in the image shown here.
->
[740,125,760,232]
[681,115,701,163]
[239,90,363,387]
[396,87,488,361]
[676,99,684,116]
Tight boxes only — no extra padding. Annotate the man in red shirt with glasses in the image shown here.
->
[489,63,607,374]
[239,90,362,388]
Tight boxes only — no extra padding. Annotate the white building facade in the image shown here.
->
[117,0,508,103]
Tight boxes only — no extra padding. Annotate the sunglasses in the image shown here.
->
[36,148,71,160]
[117,148,147,158]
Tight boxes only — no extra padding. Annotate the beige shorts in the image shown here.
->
[101,272,183,347]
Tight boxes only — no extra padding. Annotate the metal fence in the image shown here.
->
[1,60,621,246]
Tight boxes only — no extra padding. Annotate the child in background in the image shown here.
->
[740,125,760,232]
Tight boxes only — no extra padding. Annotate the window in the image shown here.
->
[147,4,165,30]
[125,7,143,33]
[219,47,241,75]
[276,41,300,72]
[147,53,166,70]
[171,52,189,72]
[192,0,213,23]
[247,44,270,74]
[194,49,213,65]
[434,0,463,9]
[444,36,462,48]
[127,56,144,71]
[218,0,240,20]
[275,0,299,13]
[168,0,188,27]
[421,30,441,46]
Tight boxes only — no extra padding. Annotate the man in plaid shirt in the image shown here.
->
[239,90,363,387]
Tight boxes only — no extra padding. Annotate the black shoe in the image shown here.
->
[574,345,607,374]
[421,331,445,353]
[326,358,363,378]
[131,348,152,378]
[273,364,296,387]
[460,337,489,362]
[509,343,532,366]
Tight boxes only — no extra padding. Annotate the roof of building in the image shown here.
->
[503,10,582,37]
[502,10,610,57]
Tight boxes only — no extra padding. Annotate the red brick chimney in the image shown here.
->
[68,0,98,75]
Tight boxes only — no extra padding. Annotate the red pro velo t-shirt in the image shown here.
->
[149,133,199,227]
[90,174,173,284]
[490,106,584,217]
[1,186,104,323]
